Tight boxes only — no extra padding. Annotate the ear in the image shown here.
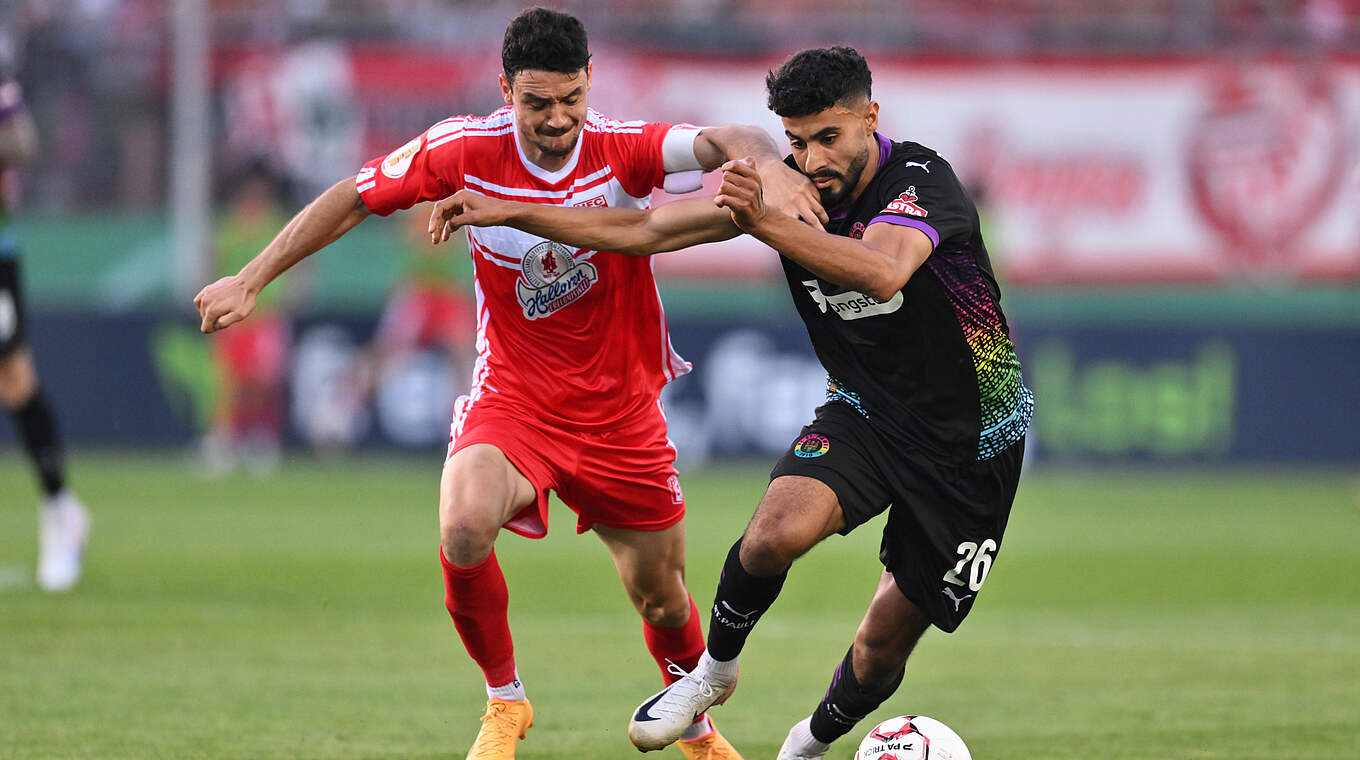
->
[864,100,880,136]
[500,72,513,105]
[585,61,594,91]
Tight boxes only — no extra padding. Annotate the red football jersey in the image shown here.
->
[356,107,692,430]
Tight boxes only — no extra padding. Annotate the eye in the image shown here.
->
[821,134,837,146]
[790,139,806,150]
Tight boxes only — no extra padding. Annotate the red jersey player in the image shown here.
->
[194,8,824,760]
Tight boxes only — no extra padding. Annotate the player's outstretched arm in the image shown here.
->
[195,178,372,333]
[428,191,739,255]
[717,159,931,301]
[692,124,828,230]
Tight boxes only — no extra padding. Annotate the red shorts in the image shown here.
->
[447,394,685,538]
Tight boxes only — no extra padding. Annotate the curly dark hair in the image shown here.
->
[765,47,872,118]
[501,7,591,83]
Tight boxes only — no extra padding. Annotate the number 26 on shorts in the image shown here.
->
[943,539,996,592]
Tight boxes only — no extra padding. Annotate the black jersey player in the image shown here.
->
[427,46,1033,760]
[0,70,89,592]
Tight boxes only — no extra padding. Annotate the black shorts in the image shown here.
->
[770,401,1025,633]
[0,257,26,357]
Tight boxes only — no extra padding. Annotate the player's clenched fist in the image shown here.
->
[428,191,513,244]
[194,275,256,333]
[715,157,768,232]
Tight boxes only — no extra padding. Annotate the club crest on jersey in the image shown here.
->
[802,279,904,320]
[516,241,599,320]
[382,136,422,179]
[666,474,684,504]
[794,433,831,458]
[884,186,928,217]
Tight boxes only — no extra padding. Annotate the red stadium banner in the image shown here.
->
[215,46,1360,284]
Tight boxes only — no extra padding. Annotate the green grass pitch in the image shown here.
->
[1,452,1357,758]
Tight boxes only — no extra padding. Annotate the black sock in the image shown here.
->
[706,538,788,661]
[12,391,65,498]
[808,646,905,744]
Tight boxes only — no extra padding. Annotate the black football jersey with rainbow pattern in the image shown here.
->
[779,134,1033,463]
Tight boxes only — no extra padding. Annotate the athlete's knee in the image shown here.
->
[438,498,501,567]
[636,583,692,628]
[739,515,817,575]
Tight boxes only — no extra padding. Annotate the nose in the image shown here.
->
[803,143,830,176]
[546,105,572,132]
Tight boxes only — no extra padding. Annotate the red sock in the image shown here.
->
[643,595,705,685]
[440,546,517,687]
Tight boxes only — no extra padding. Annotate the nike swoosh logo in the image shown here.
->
[632,691,667,722]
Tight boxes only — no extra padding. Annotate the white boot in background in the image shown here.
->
[37,490,89,592]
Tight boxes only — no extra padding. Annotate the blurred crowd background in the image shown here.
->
[0,0,1357,472]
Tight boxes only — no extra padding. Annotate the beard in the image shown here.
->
[534,128,580,158]
[810,140,871,208]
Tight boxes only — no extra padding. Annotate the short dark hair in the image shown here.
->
[765,47,872,118]
[501,7,591,83]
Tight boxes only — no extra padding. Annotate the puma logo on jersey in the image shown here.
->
[903,160,931,173]
[942,586,973,611]
[802,279,904,320]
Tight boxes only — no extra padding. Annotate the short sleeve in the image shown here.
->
[599,119,674,199]
[867,154,974,251]
[355,118,465,216]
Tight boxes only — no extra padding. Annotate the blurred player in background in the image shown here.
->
[0,69,89,592]
[339,201,475,447]
[194,8,822,759]
[198,161,296,476]
[429,46,1032,760]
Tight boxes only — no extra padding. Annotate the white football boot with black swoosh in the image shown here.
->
[627,656,737,751]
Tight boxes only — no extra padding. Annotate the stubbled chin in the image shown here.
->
[537,137,578,157]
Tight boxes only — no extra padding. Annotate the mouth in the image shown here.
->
[812,176,839,189]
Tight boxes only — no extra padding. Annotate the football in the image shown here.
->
[854,715,971,760]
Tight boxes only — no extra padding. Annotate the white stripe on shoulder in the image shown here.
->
[427,117,468,142]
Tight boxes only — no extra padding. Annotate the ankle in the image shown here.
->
[697,650,738,681]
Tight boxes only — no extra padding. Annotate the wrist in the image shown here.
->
[744,209,779,238]
[236,266,268,297]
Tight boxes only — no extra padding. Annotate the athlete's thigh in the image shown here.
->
[744,474,846,556]
[445,396,563,539]
[593,520,688,606]
[764,402,895,541]
[440,443,537,527]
